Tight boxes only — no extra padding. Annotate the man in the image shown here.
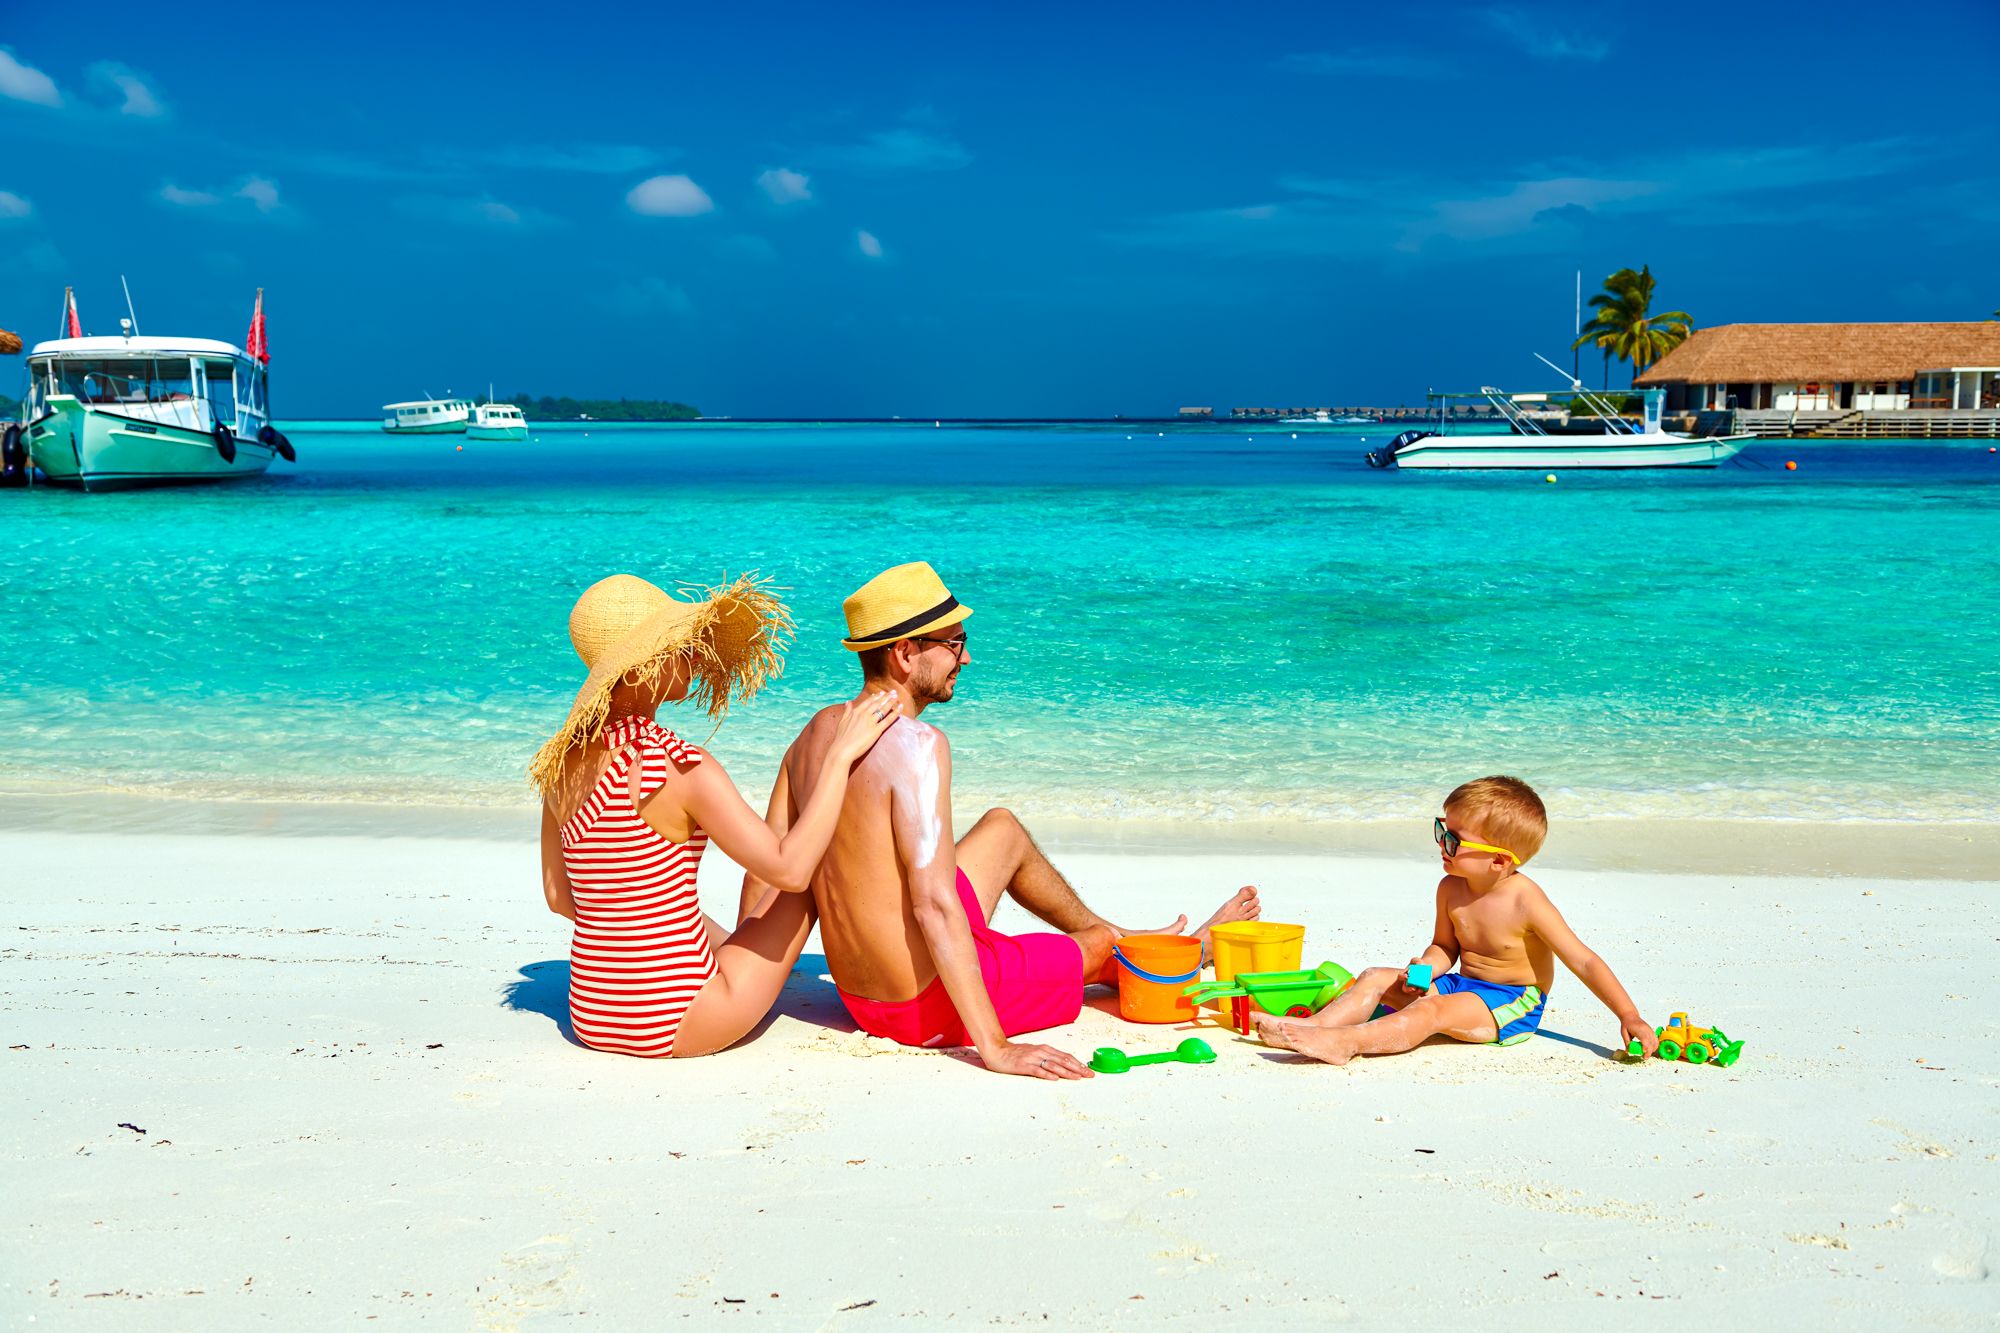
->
[744,561,1258,1079]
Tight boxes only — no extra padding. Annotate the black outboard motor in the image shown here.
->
[1364,429,1435,469]
[1,423,26,488]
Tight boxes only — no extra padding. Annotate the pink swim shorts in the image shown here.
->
[836,870,1084,1047]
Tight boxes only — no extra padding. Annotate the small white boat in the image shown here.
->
[10,293,294,491]
[1366,381,1752,471]
[1280,409,1334,424]
[467,401,528,441]
[382,396,471,434]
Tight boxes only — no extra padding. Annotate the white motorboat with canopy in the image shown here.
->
[6,287,294,491]
[1365,356,1753,470]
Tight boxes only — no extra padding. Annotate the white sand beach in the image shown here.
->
[5,816,1996,1329]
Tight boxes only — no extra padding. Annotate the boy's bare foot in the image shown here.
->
[1254,1010,1359,1065]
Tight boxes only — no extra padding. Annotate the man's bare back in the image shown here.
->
[764,560,1259,1078]
[782,706,947,1002]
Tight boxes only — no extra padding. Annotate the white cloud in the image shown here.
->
[626,174,714,217]
[857,229,883,259]
[0,190,31,219]
[814,127,969,173]
[235,177,280,213]
[1483,9,1611,61]
[159,177,284,216]
[391,194,555,229]
[160,183,221,207]
[18,238,67,275]
[87,62,165,117]
[1123,140,1929,259]
[0,48,61,107]
[757,167,812,204]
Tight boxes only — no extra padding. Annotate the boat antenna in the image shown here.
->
[1572,269,1581,383]
[1534,350,1582,393]
[120,275,141,336]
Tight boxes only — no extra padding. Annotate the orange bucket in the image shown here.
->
[1111,934,1203,1024]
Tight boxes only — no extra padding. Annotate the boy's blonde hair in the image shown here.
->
[1443,775,1548,864]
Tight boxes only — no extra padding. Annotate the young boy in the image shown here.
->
[1256,776,1657,1065]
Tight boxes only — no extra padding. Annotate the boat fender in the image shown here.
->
[1,423,24,488]
[259,424,296,462]
[213,423,237,463]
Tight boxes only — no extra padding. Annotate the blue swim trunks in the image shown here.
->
[1431,973,1547,1046]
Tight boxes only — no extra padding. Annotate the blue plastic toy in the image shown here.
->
[1406,964,1433,990]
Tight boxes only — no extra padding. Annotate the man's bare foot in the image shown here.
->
[1190,886,1260,950]
[1116,886,1258,945]
[1254,1010,1358,1065]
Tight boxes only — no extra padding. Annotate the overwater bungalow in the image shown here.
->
[1638,322,2000,437]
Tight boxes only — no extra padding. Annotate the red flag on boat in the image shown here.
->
[245,288,268,363]
[64,287,81,338]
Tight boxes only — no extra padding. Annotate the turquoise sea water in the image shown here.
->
[3,422,1996,823]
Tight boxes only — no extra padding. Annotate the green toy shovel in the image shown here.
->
[1088,1037,1217,1074]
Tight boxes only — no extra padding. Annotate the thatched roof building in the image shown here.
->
[0,328,21,356]
[1638,322,2000,412]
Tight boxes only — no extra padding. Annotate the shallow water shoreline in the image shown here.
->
[1,788,1987,880]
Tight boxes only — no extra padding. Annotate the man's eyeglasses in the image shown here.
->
[912,635,968,656]
[1433,816,1521,865]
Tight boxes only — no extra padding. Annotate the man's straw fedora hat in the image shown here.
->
[842,561,972,651]
[529,572,791,793]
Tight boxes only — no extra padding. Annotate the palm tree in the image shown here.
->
[1572,266,1694,387]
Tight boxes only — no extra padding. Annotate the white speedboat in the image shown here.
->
[10,314,294,491]
[1366,383,1752,470]
[382,396,471,434]
[467,401,528,441]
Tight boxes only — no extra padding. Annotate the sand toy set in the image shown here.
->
[1108,922,1744,1070]
[1108,920,1358,1047]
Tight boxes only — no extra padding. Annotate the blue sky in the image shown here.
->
[3,0,1996,417]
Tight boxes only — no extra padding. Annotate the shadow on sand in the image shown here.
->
[1532,1025,1623,1061]
[502,954,855,1052]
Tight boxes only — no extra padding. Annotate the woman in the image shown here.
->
[531,572,898,1058]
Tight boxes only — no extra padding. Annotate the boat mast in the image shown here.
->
[1572,270,1580,383]
[120,275,141,335]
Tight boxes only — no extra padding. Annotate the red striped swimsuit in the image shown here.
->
[559,716,716,1058]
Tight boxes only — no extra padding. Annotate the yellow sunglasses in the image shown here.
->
[1434,817,1521,865]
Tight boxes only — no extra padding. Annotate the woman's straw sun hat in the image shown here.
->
[842,561,972,651]
[528,572,791,793]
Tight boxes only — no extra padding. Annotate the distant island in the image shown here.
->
[512,395,699,421]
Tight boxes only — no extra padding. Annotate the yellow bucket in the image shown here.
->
[1209,922,1305,984]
